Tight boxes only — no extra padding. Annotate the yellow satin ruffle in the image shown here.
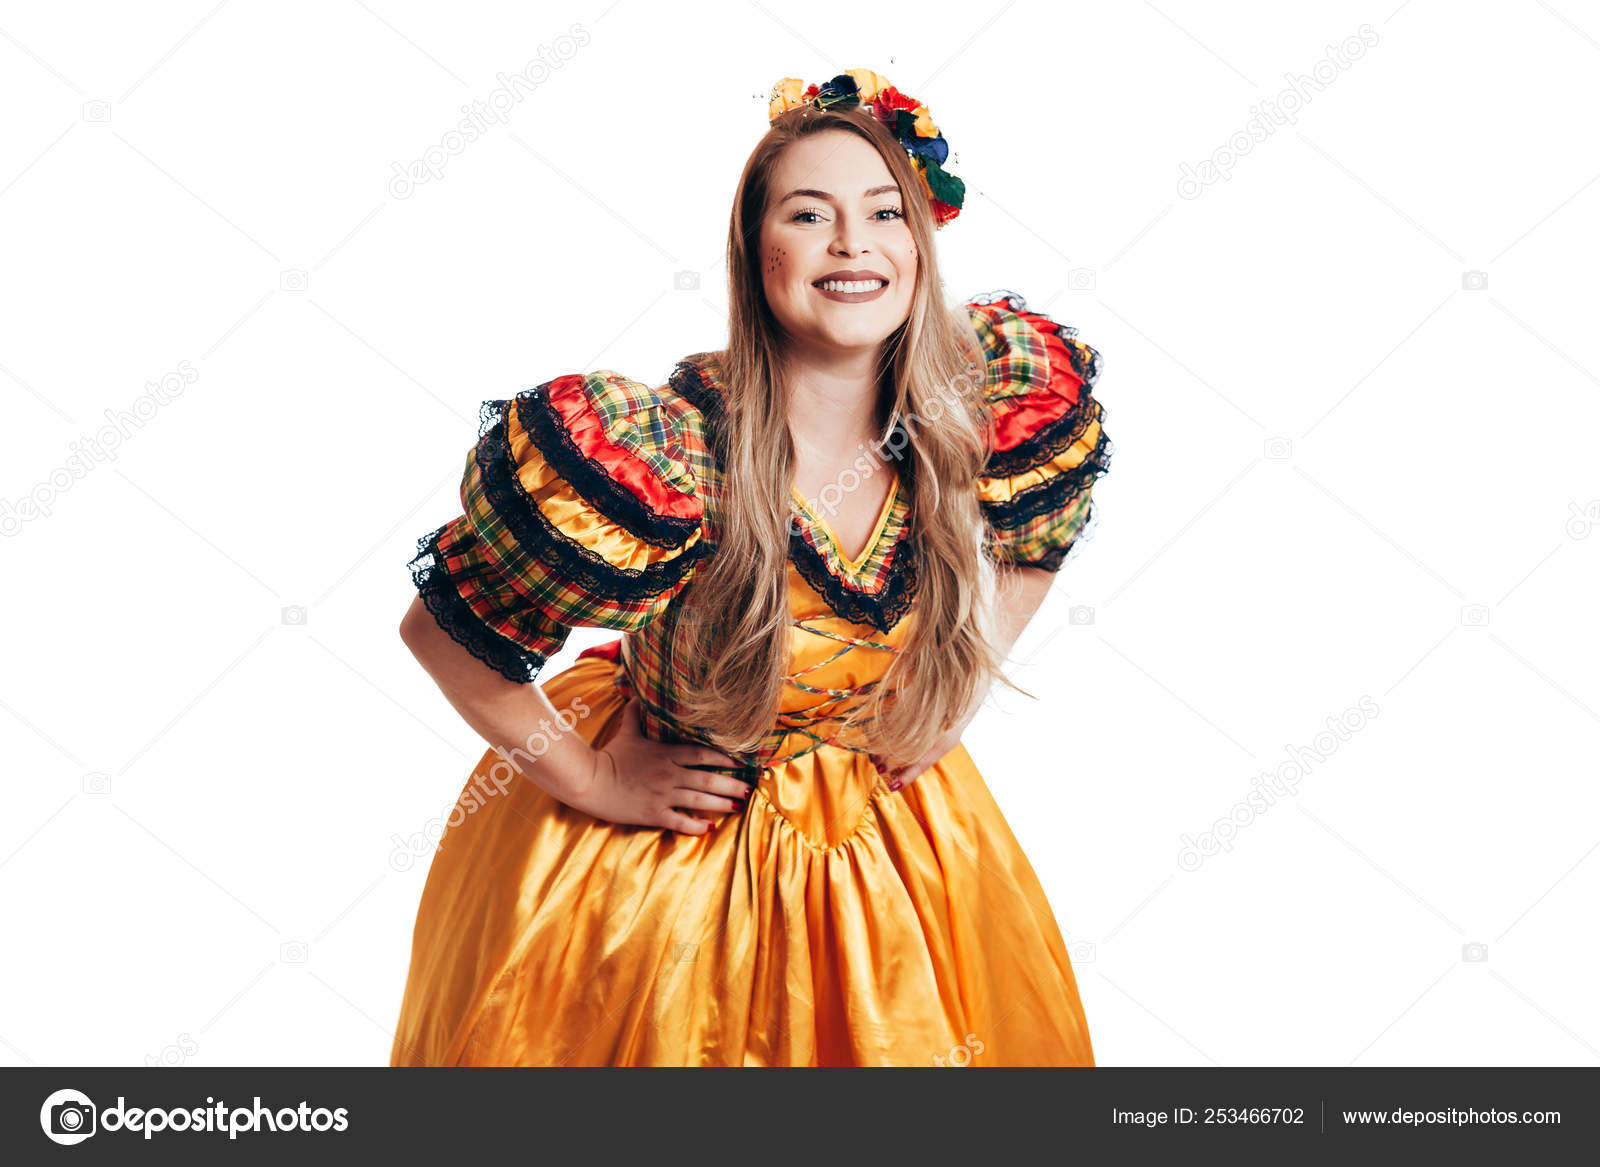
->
[976,412,1105,506]
[389,649,1096,1067]
[492,404,702,576]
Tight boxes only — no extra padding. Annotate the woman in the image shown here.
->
[390,70,1113,1067]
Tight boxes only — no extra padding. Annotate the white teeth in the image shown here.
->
[816,279,886,293]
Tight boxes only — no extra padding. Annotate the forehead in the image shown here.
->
[767,131,901,206]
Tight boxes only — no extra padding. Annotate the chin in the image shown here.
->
[819,325,896,350]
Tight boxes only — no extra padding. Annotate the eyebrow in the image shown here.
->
[777,184,902,205]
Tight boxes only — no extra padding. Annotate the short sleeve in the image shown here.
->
[407,370,711,684]
[965,290,1114,572]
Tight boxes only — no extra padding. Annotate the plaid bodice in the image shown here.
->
[407,289,1113,775]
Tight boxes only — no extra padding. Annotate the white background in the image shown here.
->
[2,0,1596,1068]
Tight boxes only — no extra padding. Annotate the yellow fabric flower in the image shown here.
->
[843,68,890,103]
[912,105,937,138]
[768,77,806,122]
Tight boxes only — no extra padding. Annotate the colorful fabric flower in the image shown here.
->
[766,68,966,228]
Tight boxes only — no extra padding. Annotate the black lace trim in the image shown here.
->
[667,355,729,454]
[789,527,921,632]
[474,407,713,605]
[1031,539,1073,573]
[672,353,922,630]
[406,524,547,685]
[970,291,1107,479]
[984,393,1105,479]
[982,421,1114,531]
[507,383,701,551]
[1030,495,1109,572]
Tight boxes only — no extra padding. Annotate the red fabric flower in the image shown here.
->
[874,85,920,116]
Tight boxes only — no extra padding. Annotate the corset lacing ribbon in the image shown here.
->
[576,619,899,783]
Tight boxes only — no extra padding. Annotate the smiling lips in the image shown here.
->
[812,269,889,303]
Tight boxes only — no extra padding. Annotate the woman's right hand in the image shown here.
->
[565,697,753,834]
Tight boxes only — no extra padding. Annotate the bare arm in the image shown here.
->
[399,593,597,804]
[399,594,748,832]
[993,562,1057,660]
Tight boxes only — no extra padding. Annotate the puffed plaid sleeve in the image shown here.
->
[965,290,1114,572]
[407,370,711,684]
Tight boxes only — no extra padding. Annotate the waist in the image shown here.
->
[576,637,886,781]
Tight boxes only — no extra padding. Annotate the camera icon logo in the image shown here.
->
[673,270,700,291]
[1566,500,1600,540]
[1461,270,1488,291]
[40,1088,97,1145]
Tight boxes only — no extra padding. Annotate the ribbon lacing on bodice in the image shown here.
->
[580,623,899,783]
[773,617,897,763]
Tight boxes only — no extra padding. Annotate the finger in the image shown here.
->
[673,787,746,814]
[887,764,926,792]
[870,752,903,789]
[670,744,743,769]
[660,808,710,834]
[679,770,756,801]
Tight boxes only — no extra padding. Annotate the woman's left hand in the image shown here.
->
[873,691,986,791]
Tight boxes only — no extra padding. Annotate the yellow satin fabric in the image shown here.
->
[390,567,1096,1066]
[503,407,703,576]
[976,412,1105,506]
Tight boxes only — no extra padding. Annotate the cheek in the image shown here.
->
[765,243,788,279]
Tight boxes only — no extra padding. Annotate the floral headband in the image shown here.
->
[767,68,966,229]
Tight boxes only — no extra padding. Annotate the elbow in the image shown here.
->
[399,594,432,654]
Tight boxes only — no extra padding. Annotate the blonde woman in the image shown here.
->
[390,70,1113,1067]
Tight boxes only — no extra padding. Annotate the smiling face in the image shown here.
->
[758,130,919,359]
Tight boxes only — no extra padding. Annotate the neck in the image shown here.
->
[780,340,887,446]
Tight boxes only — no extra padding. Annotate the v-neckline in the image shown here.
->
[684,352,908,576]
[790,474,899,572]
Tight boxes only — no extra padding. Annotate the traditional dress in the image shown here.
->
[390,290,1113,1066]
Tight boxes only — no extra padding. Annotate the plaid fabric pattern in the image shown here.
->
[408,292,1111,759]
[966,290,1114,572]
[409,512,570,682]
[789,479,909,591]
[406,370,709,687]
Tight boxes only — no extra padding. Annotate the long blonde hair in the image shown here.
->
[670,101,1027,770]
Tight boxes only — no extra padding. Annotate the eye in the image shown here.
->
[788,206,906,224]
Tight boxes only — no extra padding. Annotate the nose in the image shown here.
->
[830,214,868,256]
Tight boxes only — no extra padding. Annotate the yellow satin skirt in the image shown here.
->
[389,653,1095,1067]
